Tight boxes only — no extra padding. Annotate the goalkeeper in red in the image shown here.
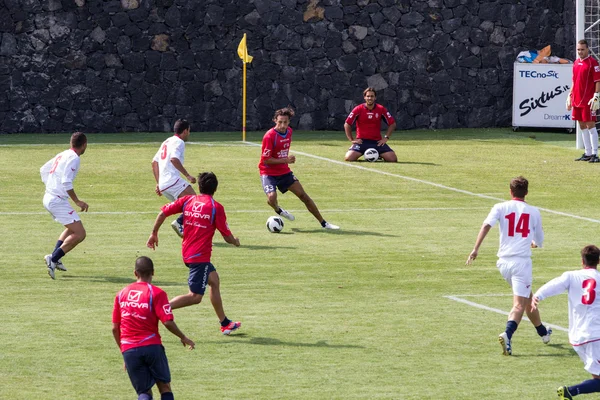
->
[568,39,600,163]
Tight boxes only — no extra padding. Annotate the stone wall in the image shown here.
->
[0,0,574,133]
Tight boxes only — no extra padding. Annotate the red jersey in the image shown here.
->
[161,194,232,263]
[345,104,395,141]
[258,127,292,176]
[112,282,174,353]
[572,56,600,107]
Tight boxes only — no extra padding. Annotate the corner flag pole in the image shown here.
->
[237,33,253,142]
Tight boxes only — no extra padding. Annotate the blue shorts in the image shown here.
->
[185,262,216,295]
[349,139,393,154]
[261,172,298,194]
[123,345,171,395]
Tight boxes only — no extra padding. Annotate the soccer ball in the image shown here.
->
[364,148,379,162]
[266,216,284,233]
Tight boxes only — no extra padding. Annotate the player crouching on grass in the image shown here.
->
[258,107,340,230]
[147,172,242,335]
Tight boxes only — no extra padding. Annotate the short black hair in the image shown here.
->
[135,256,154,279]
[198,172,218,195]
[70,132,87,148]
[174,119,190,135]
[582,245,600,267]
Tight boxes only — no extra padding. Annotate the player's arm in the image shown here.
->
[151,161,162,196]
[66,189,89,212]
[162,320,195,349]
[40,159,53,183]
[170,158,196,184]
[531,273,570,311]
[344,122,355,142]
[532,213,544,248]
[112,323,121,348]
[222,233,240,247]
[466,223,492,265]
[147,211,167,249]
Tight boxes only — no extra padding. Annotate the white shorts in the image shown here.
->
[497,257,533,298]
[160,179,191,202]
[43,193,80,225]
[573,340,600,375]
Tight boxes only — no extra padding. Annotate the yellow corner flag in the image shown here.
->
[237,33,253,63]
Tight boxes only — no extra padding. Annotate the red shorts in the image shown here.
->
[572,106,597,122]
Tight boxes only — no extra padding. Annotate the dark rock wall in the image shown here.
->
[0,0,574,133]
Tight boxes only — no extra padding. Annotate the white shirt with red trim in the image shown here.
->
[535,268,600,346]
[153,135,186,191]
[483,199,544,259]
[40,148,81,199]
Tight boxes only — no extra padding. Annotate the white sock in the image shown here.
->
[590,127,599,155]
[582,129,593,155]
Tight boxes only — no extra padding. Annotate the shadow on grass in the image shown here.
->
[352,159,437,166]
[60,275,185,287]
[290,228,399,237]
[213,242,297,249]
[509,343,574,357]
[218,335,365,349]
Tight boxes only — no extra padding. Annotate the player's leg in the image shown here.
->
[287,181,339,229]
[206,266,241,335]
[378,144,397,162]
[123,348,156,400]
[147,345,173,400]
[262,175,294,220]
[583,119,600,162]
[169,263,207,309]
[345,141,364,161]
[344,149,362,161]
[559,344,600,399]
[166,183,196,238]
[206,269,241,335]
[524,292,552,343]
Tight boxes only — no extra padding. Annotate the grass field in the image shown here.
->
[0,128,598,399]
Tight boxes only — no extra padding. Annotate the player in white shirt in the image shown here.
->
[466,176,551,355]
[40,132,89,279]
[151,119,196,238]
[532,245,600,400]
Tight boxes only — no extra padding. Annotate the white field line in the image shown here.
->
[0,207,487,216]
[0,141,253,147]
[444,295,568,333]
[243,141,600,224]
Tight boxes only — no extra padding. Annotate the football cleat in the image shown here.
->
[55,260,67,272]
[557,386,573,400]
[322,222,340,230]
[589,155,600,163]
[542,328,553,344]
[575,153,593,161]
[498,332,512,356]
[44,254,56,280]
[221,321,241,335]
[171,220,184,238]
[278,208,295,221]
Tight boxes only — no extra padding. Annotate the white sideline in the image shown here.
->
[244,141,600,224]
[0,207,487,216]
[444,295,568,333]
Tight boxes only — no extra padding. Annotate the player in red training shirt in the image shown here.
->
[568,39,600,163]
[112,256,195,400]
[344,87,398,162]
[258,107,340,229]
[146,172,242,335]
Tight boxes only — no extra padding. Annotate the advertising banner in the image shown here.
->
[512,63,575,129]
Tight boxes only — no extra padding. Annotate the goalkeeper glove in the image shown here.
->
[589,92,600,111]
[566,94,571,110]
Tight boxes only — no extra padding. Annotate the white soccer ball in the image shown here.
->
[364,148,379,162]
[266,216,284,233]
